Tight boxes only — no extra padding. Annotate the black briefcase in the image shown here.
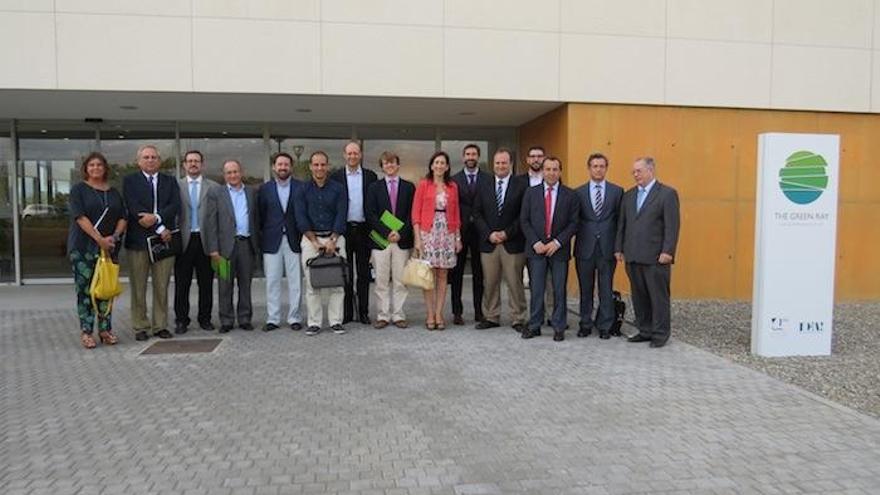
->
[306,252,348,289]
[610,290,626,336]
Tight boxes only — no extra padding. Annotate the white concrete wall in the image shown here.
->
[1,0,879,113]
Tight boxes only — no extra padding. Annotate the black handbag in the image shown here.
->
[306,252,348,289]
[610,290,626,336]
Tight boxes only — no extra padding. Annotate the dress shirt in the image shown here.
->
[298,179,346,234]
[142,170,165,233]
[637,179,657,211]
[528,170,544,187]
[188,176,202,232]
[227,184,250,237]
[345,166,365,222]
[275,178,290,214]
[590,180,606,212]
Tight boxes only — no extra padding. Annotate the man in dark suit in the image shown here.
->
[330,141,378,325]
[123,144,181,341]
[174,150,218,334]
[615,156,680,348]
[450,143,490,325]
[473,148,529,332]
[365,151,415,329]
[258,152,303,332]
[520,157,579,341]
[203,160,260,333]
[575,153,624,339]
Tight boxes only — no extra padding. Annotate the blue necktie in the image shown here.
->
[636,187,646,212]
[190,181,199,232]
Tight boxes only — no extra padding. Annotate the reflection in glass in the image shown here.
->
[272,138,351,181]
[179,137,268,185]
[363,140,437,184]
[441,141,490,174]
[0,133,13,282]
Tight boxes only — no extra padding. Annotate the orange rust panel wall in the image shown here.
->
[518,103,880,301]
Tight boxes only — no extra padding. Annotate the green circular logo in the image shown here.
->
[778,151,828,205]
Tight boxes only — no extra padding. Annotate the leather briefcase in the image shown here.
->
[306,252,348,289]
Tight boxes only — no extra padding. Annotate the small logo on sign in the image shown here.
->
[778,151,828,205]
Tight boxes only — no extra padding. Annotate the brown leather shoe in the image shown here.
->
[393,320,408,328]
[373,320,389,329]
[453,314,464,325]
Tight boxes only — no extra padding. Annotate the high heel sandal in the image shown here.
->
[80,332,97,349]
[425,317,437,330]
[98,330,118,345]
[435,317,446,330]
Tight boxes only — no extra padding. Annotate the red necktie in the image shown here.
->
[544,185,552,239]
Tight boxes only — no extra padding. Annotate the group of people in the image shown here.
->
[67,141,680,350]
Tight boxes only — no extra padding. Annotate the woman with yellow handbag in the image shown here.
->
[67,152,127,349]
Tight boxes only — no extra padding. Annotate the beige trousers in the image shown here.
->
[301,236,346,328]
[481,244,527,325]
[128,250,175,334]
[371,244,410,322]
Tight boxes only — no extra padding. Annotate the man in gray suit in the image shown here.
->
[203,159,260,333]
[174,150,219,334]
[575,153,624,339]
[615,157,680,348]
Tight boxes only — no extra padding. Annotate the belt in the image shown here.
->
[434,209,446,212]
[347,221,365,227]
[314,231,333,237]
[234,235,250,240]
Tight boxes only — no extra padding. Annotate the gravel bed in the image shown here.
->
[663,300,880,419]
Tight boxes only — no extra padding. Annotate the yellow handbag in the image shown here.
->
[402,257,434,290]
[90,249,123,315]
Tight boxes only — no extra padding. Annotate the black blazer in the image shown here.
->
[365,177,416,250]
[451,169,492,238]
[122,171,180,250]
[257,179,302,254]
[615,181,681,264]
[520,183,579,261]
[330,166,379,221]
[574,180,624,260]
[472,174,528,254]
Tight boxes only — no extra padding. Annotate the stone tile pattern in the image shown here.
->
[2,288,880,495]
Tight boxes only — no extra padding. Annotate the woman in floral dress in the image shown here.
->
[412,151,462,330]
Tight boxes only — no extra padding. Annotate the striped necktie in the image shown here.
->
[495,179,504,215]
[594,184,603,217]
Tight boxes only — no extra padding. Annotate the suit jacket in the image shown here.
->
[520,183,579,261]
[330,166,379,222]
[615,181,680,264]
[574,180,624,260]
[473,174,528,254]
[178,176,219,253]
[257,179,302,254]
[203,184,260,259]
[451,169,492,238]
[122,171,181,250]
[365,177,416,250]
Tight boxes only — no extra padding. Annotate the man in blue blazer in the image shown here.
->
[519,156,579,341]
[574,153,624,339]
[257,152,303,332]
[123,144,180,342]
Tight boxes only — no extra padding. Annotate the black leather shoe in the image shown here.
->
[263,323,279,332]
[155,329,173,339]
[533,328,542,336]
[199,321,215,331]
[599,331,611,340]
[358,315,370,325]
[512,323,525,333]
[650,338,668,348]
[453,314,464,325]
[475,313,485,323]
[135,331,149,341]
[219,325,233,334]
[240,323,254,331]
[290,322,302,331]
[521,328,536,339]
[577,327,592,338]
[475,320,500,330]
[553,330,565,342]
[628,334,652,343]
[174,324,188,335]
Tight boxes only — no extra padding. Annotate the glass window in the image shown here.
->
[0,123,13,282]
[442,140,491,174]
[179,123,268,185]
[99,122,176,190]
[363,139,437,183]
[271,138,351,181]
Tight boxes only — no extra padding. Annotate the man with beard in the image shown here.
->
[450,144,491,325]
[523,146,546,187]
[258,152,303,332]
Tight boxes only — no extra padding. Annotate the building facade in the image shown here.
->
[1,0,878,299]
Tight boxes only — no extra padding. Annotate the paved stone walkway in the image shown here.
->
[2,284,880,494]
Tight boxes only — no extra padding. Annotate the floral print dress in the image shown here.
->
[422,188,457,269]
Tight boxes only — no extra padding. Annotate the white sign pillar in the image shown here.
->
[751,133,839,357]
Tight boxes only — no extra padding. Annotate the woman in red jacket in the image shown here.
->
[412,151,462,330]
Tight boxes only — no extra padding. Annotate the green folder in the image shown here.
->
[211,256,231,281]
[369,210,405,250]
